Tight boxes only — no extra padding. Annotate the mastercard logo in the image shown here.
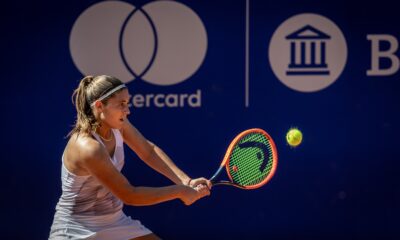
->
[70,0,208,86]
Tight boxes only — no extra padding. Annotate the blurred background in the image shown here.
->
[1,0,399,239]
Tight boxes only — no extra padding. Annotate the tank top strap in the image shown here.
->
[111,129,123,148]
[91,129,125,169]
[91,131,104,146]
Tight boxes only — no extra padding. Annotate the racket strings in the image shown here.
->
[228,133,275,187]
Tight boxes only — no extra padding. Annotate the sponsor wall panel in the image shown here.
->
[1,0,400,239]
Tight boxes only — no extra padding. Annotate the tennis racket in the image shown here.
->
[210,128,278,189]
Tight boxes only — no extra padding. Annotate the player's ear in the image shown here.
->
[94,101,104,111]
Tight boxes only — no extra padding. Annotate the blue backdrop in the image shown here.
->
[2,0,400,239]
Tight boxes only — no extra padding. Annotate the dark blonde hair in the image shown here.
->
[68,75,126,136]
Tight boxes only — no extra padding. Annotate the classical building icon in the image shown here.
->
[286,25,331,75]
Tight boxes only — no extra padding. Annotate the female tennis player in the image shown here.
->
[49,75,211,240]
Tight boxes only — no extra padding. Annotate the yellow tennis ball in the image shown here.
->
[286,128,303,147]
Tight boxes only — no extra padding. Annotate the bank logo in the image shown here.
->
[269,13,347,92]
[70,0,207,86]
[286,25,330,75]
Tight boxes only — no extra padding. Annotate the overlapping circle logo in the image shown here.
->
[70,0,207,85]
[269,13,347,92]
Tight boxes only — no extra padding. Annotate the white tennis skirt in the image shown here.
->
[49,210,152,240]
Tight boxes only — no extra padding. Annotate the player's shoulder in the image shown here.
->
[69,133,106,161]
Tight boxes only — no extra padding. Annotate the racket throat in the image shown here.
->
[210,166,239,187]
[210,166,224,183]
[212,180,234,186]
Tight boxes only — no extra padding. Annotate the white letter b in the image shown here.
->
[367,34,399,76]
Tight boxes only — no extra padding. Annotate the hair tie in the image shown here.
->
[82,76,94,87]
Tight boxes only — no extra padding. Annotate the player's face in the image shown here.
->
[100,89,131,129]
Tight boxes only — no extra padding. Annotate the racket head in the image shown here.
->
[219,128,278,189]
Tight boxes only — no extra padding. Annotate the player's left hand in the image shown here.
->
[188,177,212,190]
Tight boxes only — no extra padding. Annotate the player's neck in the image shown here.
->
[96,125,112,142]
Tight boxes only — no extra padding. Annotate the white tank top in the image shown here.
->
[56,129,124,216]
[49,129,152,239]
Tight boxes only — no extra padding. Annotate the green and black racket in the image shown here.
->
[210,128,278,189]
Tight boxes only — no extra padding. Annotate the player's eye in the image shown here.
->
[120,102,132,109]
